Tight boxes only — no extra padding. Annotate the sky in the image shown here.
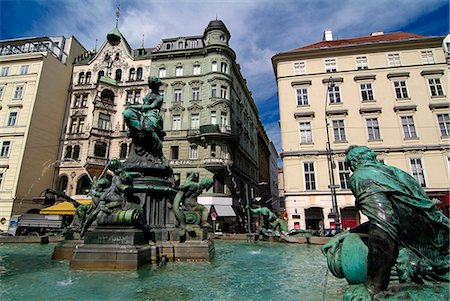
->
[1,0,449,158]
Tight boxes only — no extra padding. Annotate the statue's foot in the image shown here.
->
[344,284,373,301]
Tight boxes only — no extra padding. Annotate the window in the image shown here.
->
[159,67,166,78]
[213,174,224,193]
[0,172,4,189]
[97,70,104,81]
[94,142,107,158]
[220,112,228,127]
[393,80,409,99]
[20,65,29,75]
[134,91,141,103]
[192,87,200,100]
[293,61,305,74]
[1,67,9,77]
[126,91,133,104]
[338,161,351,189]
[0,141,11,157]
[193,64,201,75]
[210,144,216,157]
[356,56,368,70]
[78,72,85,84]
[299,122,312,144]
[173,173,180,187]
[325,59,336,73]
[428,78,444,96]
[332,120,346,142]
[360,83,374,101]
[159,90,165,101]
[221,62,228,73]
[388,53,401,66]
[72,145,80,160]
[172,115,181,130]
[437,114,450,136]
[366,118,381,140]
[70,117,85,133]
[211,84,217,97]
[211,111,217,124]
[64,145,72,159]
[136,67,143,80]
[220,85,227,99]
[410,158,426,187]
[221,144,229,159]
[304,162,316,190]
[7,112,17,126]
[0,86,4,100]
[328,85,341,103]
[421,50,434,64]
[129,68,136,81]
[401,116,417,138]
[296,88,308,105]
[98,113,111,130]
[119,143,128,159]
[174,89,182,102]
[190,113,199,129]
[211,61,217,72]
[13,86,24,99]
[85,72,91,83]
[189,145,198,159]
[170,146,179,160]
[115,69,122,81]
[175,66,183,76]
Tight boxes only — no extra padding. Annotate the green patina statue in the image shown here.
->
[322,145,449,301]
[123,77,165,160]
[80,159,144,236]
[250,206,288,236]
[172,172,214,239]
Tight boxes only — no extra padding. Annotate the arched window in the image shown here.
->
[57,175,68,192]
[94,141,107,158]
[76,175,91,195]
[85,72,92,84]
[119,143,128,159]
[73,145,80,160]
[136,67,143,80]
[98,70,105,81]
[64,145,72,159]
[129,68,136,81]
[115,69,122,81]
[115,52,120,60]
[78,72,85,84]
[100,89,114,104]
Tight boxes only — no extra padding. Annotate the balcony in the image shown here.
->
[201,157,233,172]
[187,124,235,145]
[90,127,113,137]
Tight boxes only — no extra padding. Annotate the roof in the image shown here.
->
[289,32,429,52]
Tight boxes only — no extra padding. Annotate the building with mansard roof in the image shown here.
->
[272,30,449,232]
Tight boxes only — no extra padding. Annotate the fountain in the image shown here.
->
[60,76,214,270]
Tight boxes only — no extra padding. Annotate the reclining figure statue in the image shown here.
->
[322,145,449,301]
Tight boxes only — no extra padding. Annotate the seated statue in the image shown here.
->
[123,76,165,160]
[322,146,449,301]
[80,159,142,236]
[173,172,214,239]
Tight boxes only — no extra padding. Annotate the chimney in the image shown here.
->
[370,31,384,36]
[323,29,333,41]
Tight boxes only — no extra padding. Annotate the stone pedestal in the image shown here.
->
[158,239,215,262]
[52,239,83,260]
[70,226,151,271]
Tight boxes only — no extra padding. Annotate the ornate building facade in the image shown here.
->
[272,31,449,231]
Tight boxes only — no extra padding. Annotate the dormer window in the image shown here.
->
[115,69,122,82]
[78,72,85,85]
[129,68,136,81]
[136,67,143,80]
[115,52,120,60]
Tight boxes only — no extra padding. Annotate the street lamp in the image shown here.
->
[324,77,341,231]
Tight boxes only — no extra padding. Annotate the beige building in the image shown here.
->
[0,36,86,230]
[272,31,449,231]
[57,20,263,232]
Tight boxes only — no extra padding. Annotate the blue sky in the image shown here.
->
[1,0,449,156]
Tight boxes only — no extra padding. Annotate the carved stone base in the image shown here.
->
[171,226,208,242]
[157,239,215,262]
[70,226,151,271]
[52,239,83,260]
[374,282,450,301]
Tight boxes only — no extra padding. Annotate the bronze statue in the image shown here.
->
[322,146,449,300]
[250,206,288,236]
[173,172,214,238]
[123,76,165,159]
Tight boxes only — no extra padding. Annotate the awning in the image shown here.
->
[40,199,92,215]
[214,205,236,217]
